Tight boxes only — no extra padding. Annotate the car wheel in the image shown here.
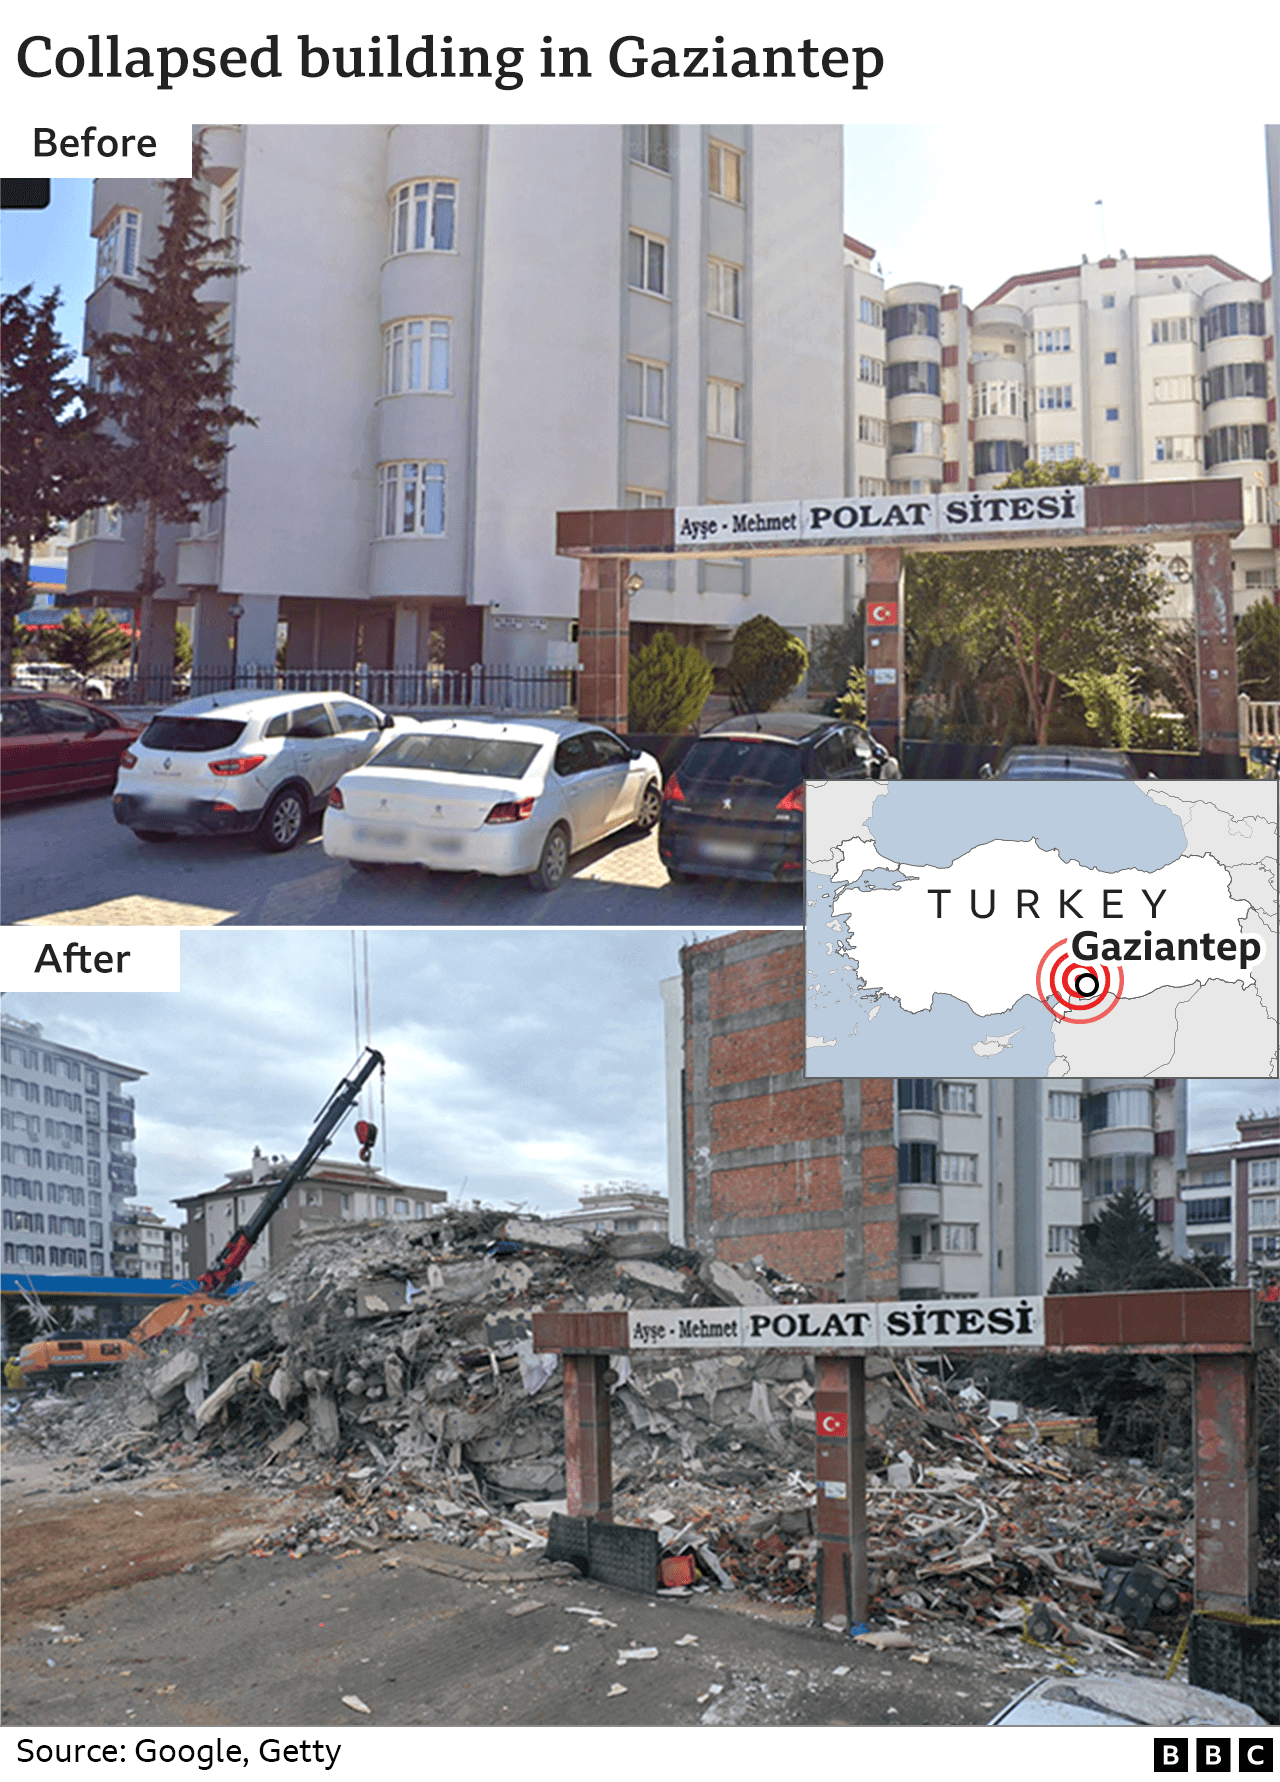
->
[349,859,386,874]
[135,829,176,844]
[633,781,662,832]
[665,861,689,883]
[527,823,571,893]
[255,786,308,853]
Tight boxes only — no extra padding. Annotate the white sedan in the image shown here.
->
[322,717,663,891]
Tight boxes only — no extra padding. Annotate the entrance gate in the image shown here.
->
[531,1286,1265,1625]
[556,479,1245,756]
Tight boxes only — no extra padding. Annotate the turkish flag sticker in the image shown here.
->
[818,1411,849,1438]
[867,601,899,626]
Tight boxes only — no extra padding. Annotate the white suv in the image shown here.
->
[12,662,110,701]
[112,690,395,851]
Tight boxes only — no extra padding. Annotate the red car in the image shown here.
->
[1,690,142,805]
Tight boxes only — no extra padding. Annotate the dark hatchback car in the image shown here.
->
[658,712,900,883]
[1,691,141,805]
[980,745,1137,780]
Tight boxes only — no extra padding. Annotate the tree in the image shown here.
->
[89,141,255,614]
[1237,599,1280,702]
[1,286,108,679]
[727,614,808,713]
[627,630,714,732]
[46,609,130,676]
[1050,1185,1233,1294]
[905,460,1166,745]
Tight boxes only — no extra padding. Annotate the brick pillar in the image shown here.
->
[578,557,630,731]
[1193,1352,1257,1612]
[814,1355,867,1627]
[863,547,904,757]
[1191,532,1241,756]
[563,1352,613,1521]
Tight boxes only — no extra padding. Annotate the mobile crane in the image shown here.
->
[16,1049,385,1386]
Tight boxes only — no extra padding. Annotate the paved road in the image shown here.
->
[1,1538,1021,1730]
[1,793,802,929]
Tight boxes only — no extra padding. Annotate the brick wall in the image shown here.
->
[680,930,898,1299]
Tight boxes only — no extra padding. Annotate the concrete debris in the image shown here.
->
[0,1208,1222,1665]
[340,1695,371,1715]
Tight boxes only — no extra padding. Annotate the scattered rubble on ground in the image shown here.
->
[2,1210,1217,1672]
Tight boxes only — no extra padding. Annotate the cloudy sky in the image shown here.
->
[3,931,1274,1230]
[2,929,711,1224]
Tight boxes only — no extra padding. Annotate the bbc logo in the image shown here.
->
[1154,1739,1273,1772]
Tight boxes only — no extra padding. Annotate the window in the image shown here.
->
[378,461,446,538]
[1205,424,1269,468]
[1048,1226,1079,1254]
[1154,436,1198,463]
[383,319,451,395]
[1085,1154,1152,1199]
[933,1223,978,1252]
[394,1198,409,1216]
[938,1083,977,1114]
[708,140,743,202]
[1085,1088,1152,1132]
[625,357,667,423]
[305,1190,323,1206]
[898,1079,935,1111]
[971,380,1025,419]
[628,125,670,172]
[1101,293,1116,308]
[973,440,1028,476]
[1251,1233,1280,1259]
[939,1152,978,1183]
[1249,1158,1279,1189]
[1150,316,1192,344]
[625,487,666,508]
[1152,375,1195,404]
[1105,407,1120,421]
[1048,1157,1081,1188]
[389,179,457,255]
[1037,385,1073,411]
[1107,465,1121,479]
[1249,1196,1279,1228]
[1203,364,1270,410]
[898,1142,938,1184]
[1103,351,1118,365]
[1038,441,1081,464]
[886,361,939,398]
[72,506,124,544]
[1193,1235,1232,1257]
[1048,1092,1080,1121]
[96,209,140,286]
[885,303,939,340]
[1186,1197,1232,1225]
[858,356,885,385]
[857,415,885,445]
[859,477,887,497]
[1202,300,1266,345]
[859,296,883,327]
[415,1201,426,1219]
[708,258,743,320]
[889,421,942,457]
[218,187,238,249]
[375,1195,387,1216]
[628,230,667,297]
[1035,327,1071,353]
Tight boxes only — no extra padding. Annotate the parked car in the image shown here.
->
[112,689,394,851]
[1,691,141,805]
[989,1673,1266,1726]
[11,661,110,701]
[980,745,1137,780]
[323,716,662,892]
[658,712,900,883]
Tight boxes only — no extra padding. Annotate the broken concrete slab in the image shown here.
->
[615,1260,693,1299]
[145,1347,203,1402]
[355,1279,412,1319]
[698,1258,775,1307]
[195,1359,260,1428]
[502,1219,590,1253]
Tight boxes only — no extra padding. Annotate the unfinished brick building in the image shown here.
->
[677,930,899,1299]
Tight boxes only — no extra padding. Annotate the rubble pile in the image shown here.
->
[2,1213,1210,1656]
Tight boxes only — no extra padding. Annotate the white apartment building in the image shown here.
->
[70,124,846,682]
[1179,1109,1280,1275]
[547,1183,669,1239]
[0,1014,144,1277]
[894,1075,1184,1298]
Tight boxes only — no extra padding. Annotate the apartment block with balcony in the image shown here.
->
[546,1184,669,1240]
[70,124,846,687]
[1180,1109,1280,1276]
[1,1014,145,1278]
[668,933,1186,1299]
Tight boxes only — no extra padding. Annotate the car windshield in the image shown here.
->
[140,716,248,752]
[999,756,1132,779]
[679,738,799,790]
[373,734,541,778]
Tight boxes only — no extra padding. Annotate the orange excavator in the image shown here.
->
[17,1049,385,1387]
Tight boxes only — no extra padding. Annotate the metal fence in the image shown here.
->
[101,662,577,714]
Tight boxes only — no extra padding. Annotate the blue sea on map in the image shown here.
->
[863,783,1188,872]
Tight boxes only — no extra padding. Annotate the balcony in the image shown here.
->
[899,1258,943,1290]
[899,1186,942,1218]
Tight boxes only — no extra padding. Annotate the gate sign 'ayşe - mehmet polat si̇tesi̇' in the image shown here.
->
[627,1296,1046,1352]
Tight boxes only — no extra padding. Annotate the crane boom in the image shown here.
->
[196,1047,385,1296]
